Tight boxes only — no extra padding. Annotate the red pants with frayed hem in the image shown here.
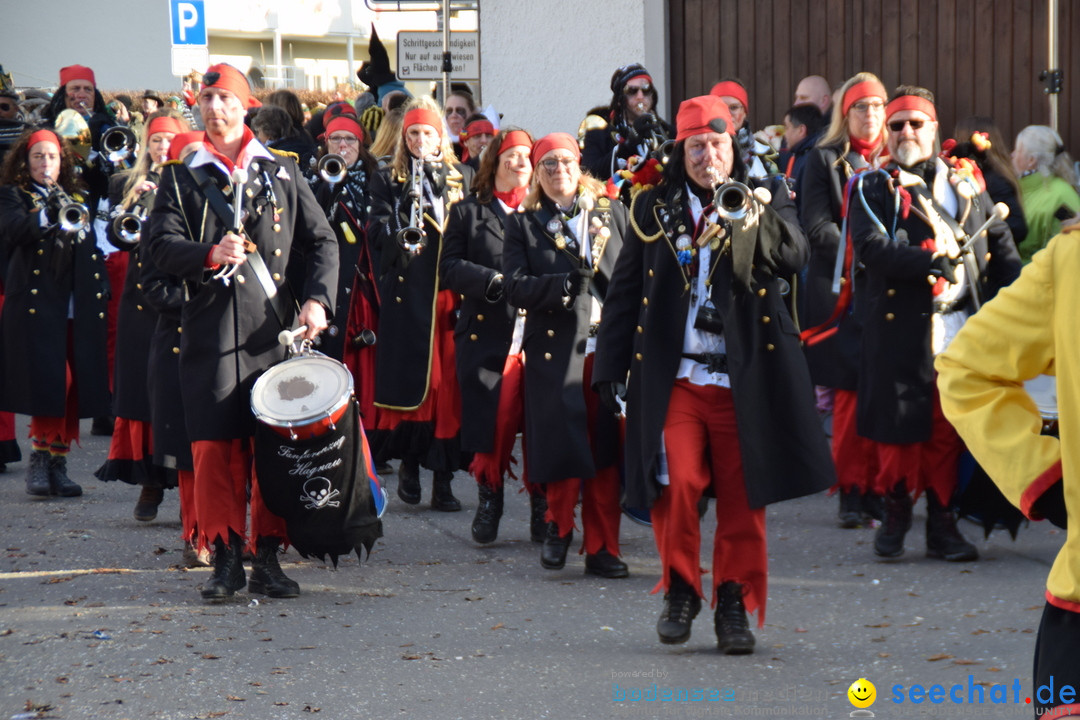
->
[191,438,287,552]
[872,386,963,501]
[832,389,879,492]
[651,380,767,626]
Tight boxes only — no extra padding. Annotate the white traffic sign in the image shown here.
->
[396,31,479,81]
[170,0,207,45]
[171,46,209,77]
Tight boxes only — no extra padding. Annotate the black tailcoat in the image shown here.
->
[502,194,626,485]
[440,194,518,454]
[145,149,338,441]
[0,185,110,418]
[592,179,836,510]
[848,160,1021,443]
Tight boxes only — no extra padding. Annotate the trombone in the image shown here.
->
[42,175,90,234]
[396,156,427,256]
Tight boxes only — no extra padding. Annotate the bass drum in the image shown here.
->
[955,374,1058,539]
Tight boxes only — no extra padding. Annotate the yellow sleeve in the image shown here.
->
[935,237,1061,516]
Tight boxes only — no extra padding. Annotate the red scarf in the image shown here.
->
[202,126,257,172]
[849,134,881,162]
[493,186,528,209]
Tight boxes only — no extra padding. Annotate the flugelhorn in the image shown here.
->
[396,156,427,255]
[110,208,145,249]
[317,153,347,184]
[101,126,138,168]
[43,175,90,233]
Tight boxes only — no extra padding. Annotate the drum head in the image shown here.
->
[1024,375,1058,421]
[252,356,354,426]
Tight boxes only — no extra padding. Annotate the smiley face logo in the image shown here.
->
[848,678,876,708]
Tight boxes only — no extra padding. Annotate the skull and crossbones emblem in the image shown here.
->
[300,477,341,510]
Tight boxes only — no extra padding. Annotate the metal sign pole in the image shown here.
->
[441,0,451,105]
[1048,0,1059,132]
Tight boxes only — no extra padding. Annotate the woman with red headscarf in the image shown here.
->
[502,132,629,578]
[94,111,189,522]
[441,127,547,545]
[798,72,890,529]
[368,96,472,511]
[0,127,110,497]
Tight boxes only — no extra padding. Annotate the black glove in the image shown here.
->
[564,267,594,298]
[594,381,624,415]
[929,254,960,285]
[1032,479,1068,529]
[484,273,504,302]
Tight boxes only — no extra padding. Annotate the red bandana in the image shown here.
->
[493,186,528,209]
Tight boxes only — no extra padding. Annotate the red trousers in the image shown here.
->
[542,353,621,556]
[652,380,767,625]
[106,417,152,463]
[832,389,879,492]
[468,352,530,491]
[104,251,128,394]
[191,438,287,552]
[872,385,963,500]
[29,324,80,448]
[177,469,198,547]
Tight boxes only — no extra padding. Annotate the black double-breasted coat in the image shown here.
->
[502,193,626,486]
[441,195,518,454]
[798,144,871,390]
[368,161,471,411]
[848,160,1021,444]
[0,184,110,419]
[592,179,836,510]
[145,145,338,442]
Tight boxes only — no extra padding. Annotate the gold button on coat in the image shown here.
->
[546,329,555,337]
[477,314,484,321]
[544,352,552,360]
[761,315,771,324]
[885,312,895,321]
[172,347,180,354]
[469,333,478,341]
[887,288,896,297]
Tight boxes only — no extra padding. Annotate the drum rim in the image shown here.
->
[251,355,355,427]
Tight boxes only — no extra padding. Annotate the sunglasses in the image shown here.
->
[889,119,925,132]
[445,107,469,118]
[624,83,652,96]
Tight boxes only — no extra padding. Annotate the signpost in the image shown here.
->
[169,0,209,78]
[396,31,480,81]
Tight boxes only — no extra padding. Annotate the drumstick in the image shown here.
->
[278,325,309,346]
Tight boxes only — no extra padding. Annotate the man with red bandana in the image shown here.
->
[145,64,338,602]
[593,95,833,653]
[847,86,1020,562]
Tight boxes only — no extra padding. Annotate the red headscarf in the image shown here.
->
[323,115,365,144]
[709,81,749,117]
[28,129,61,152]
[146,116,186,138]
[841,80,887,117]
[531,133,579,164]
[402,108,443,138]
[59,65,95,88]
[885,95,937,123]
[200,64,261,108]
[675,95,735,141]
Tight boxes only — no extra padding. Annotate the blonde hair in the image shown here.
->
[121,110,189,209]
[522,166,605,212]
[369,106,402,164]
[817,71,888,163]
[1016,125,1078,186]
[390,96,459,180]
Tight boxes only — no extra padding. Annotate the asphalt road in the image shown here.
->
[0,420,1060,720]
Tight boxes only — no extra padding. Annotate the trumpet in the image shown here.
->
[396,156,427,256]
[110,207,146,249]
[317,153,348,184]
[43,175,90,233]
[713,181,772,223]
[101,126,138,168]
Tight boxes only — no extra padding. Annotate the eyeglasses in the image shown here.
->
[540,157,576,171]
[624,83,652,96]
[725,103,744,114]
[888,119,925,132]
[328,134,359,145]
[851,101,885,114]
[445,106,469,118]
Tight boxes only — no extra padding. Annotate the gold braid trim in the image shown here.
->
[628,190,664,243]
[268,147,300,162]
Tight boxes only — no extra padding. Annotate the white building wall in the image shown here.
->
[479,0,669,137]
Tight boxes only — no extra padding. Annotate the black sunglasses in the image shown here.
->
[445,107,469,117]
[624,83,652,96]
[888,119,925,132]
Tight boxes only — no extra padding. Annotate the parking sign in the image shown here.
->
[170,0,207,46]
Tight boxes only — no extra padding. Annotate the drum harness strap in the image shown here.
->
[186,162,293,331]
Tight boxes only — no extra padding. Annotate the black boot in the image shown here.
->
[431,471,461,512]
[874,482,912,558]
[47,455,82,497]
[926,490,979,562]
[540,522,573,569]
[25,450,51,496]
[585,548,629,578]
[837,488,862,528]
[471,483,503,543]
[397,457,421,504]
[134,485,165,522]
[90,415,114,436]
[861,491,884,522]
[715,581,755,655]
[201,533,246,601]
[656,573,700,644]
[529,492,548,543]
[248,537,300,598]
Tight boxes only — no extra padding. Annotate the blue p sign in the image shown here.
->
[170,0,207,45]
